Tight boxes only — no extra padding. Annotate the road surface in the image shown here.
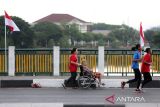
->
[0,87,160,105]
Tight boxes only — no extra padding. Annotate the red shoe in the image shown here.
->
[31,83,41,88]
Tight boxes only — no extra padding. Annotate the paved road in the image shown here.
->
[0,87,160,104]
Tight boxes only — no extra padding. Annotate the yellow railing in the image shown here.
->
[105,54,160,73]
[105,55,133,73]
[14,53,160,74]
[0,54,5,73]
[15,54,53,73]
[0,49,159,75]
[152,55,160,72]
[60,54,70,72]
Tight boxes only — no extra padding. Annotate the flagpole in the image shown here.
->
[4,11,20,75]
[5,23,7,73]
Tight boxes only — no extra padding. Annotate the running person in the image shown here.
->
[121,44,142,92]
[141,48,152,90]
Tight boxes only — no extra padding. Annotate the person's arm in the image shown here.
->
[143,61,152,65]
[132,57,142,62]
[143,55,152,65]
[70,55,81,66]
[70,61,81,66]
[132,52,142,62]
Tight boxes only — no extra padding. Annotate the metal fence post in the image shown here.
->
[53,46,60,76]
[98,46,104,76]
[8,46,15,76]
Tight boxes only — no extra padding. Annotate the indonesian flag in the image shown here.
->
[4,11,20,32]
[139,22,145,47]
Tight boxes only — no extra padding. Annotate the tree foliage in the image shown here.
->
[92,23,121,30]
[0,16,159,49]
[107,25,139,48]
[32,22,63,47]
[145,29,160,48]
[0,16,34,48]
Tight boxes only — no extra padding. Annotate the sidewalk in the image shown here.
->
[0,76,160,88]
[0,76,159,80]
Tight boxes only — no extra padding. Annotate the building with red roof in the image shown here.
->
[33,14,92,33]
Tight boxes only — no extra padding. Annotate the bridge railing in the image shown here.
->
[0,46,159,76]
[104,49,160,76]
[105,49,133,76]
[15,48,53,75]
[0,49,8,75]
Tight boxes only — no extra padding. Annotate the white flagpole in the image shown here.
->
[5,23,7,73]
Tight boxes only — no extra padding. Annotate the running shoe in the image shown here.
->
[62,83,66,89]
[121,81,125,89]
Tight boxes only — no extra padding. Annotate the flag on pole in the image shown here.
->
[4,11,20,73]
[139,22,145,47]
[4,11,20,32]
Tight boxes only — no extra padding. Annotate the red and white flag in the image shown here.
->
[139,22,145,47]
[4,11,20,32]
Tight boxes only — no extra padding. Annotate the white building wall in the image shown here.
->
[68,19,89,33]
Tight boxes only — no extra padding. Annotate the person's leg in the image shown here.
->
[121,69,141,89]
[135,69,142,90]
[142,72,147,88]
[121,69,136,88]
[142,72,152,88]
[62,72,73,88]
[66,72,74,84]
[72,72,77,87]
[95,73,101,84]
[96,77,101,87]
[98,77,101,84]
[127,69,141,83]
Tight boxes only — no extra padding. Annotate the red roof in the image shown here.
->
[34,14,87,23]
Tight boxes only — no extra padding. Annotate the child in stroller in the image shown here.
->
[80,60,105,87]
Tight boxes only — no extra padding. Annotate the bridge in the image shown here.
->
[0,46,160,107]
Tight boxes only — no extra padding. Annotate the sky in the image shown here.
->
[0,0,160,30]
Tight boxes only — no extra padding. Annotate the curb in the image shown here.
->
[0,79,129,88]
[0,79,159,88]
[1,80,32,88]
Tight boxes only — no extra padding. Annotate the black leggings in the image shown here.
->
[127,69,142,89]
[67,72,77,87]
[142,72,152,88]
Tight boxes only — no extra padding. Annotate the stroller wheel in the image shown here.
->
[78,76,91,89]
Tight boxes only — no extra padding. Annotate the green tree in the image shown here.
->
[97,39,105,46]
[48,39,55,48]
[0,16,34,48]
[81,32,94,42]
[107,25,139,48]
[62,24,82,44]
[92,23,121,30]
[59,35,70,48]
[144,29,160,48]
[153,32,160,48]
[32,22,63,47]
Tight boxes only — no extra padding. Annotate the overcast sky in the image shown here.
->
[0,0,160,30]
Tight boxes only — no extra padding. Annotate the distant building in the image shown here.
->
[92,30,111,36]
[33,14,92,33]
